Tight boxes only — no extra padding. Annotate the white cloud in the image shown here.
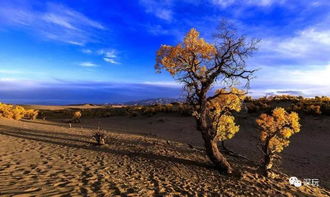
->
[66,40,84,46]
[43,13,77,30]
[0,2,105,45]
[249,0,284,6]
[285,64,330,86]
[211,0,235,8]
[98,49,119,64]
[103,58,119,64]
[211,0,286,8]
[143,81,180,87]
[250,64,330,97]
[260,26,330,64]
[98,49,117,58]
[155,9,172,21]
[44,3,104,30]
[79,62,98,67]
[257,64,330,86]
[246,15,330,97]
[139,0,173,21]
[80,48,120,64]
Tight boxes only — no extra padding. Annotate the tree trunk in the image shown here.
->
[196,103,234,174]
[262,138,273,177]
[263,153,273,177]
[203,134,233,174]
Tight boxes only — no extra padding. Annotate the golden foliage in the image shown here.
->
[207,88,245,141]
[24,109,39,120]
[306,105,321,115]
[73,111,82,119]
[155,28,216,76]
[213,115,239,141]
[72,111,82,122]
[244,95,330,115]
[256,107,300,153]
[0,103,38,120]
[209,88,246,112]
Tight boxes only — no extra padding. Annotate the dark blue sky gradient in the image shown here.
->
[0,0,329,104]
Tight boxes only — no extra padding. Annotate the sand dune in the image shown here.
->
[0,117,329,196]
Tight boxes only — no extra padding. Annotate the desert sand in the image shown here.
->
[0,106,329,196]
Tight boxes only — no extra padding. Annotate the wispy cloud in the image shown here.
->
[0,2,105,45]
[97,49,116,58]
[211,0,287,8]
[139,0,173,21]
[258,20,330,65]
[142,81,180,87]
[103,58,118,64]
[250,63,330,97]
[97,49,120,64]
[256,64,330,87]
[79,62,98,67]
[211,0,235,8]
[80,48,120,64]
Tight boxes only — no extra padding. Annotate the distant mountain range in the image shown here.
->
[124,98,184,105]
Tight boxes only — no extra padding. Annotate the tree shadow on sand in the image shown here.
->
[0,125,215,170]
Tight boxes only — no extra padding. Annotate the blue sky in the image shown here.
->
[0,0,329,104]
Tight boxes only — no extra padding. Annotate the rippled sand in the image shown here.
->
[0,118,329,196]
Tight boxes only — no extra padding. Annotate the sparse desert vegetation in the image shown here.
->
[91,130,107,145]
[245,95,330,115]
[0,103,38,120]
[0,101,329,196]
[0,9,329,195]
[2,98,329,196]
[71,110,82,123]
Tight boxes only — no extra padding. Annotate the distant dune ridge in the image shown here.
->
[124,98,183,106]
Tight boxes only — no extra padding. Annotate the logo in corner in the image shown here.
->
[289,176,302,187]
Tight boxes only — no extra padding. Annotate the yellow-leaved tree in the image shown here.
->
[256,107,301,177]
[155,21,258,174]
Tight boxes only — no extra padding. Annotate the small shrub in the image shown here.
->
[92,131,107,145]
[305,105,321,115]
[291,104,302,112]
[143,107,156,117]
[24,109,39,120]
[72,111,82,123]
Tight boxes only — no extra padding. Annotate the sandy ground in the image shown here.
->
[39,112,330,189]
[0,110,329,196]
